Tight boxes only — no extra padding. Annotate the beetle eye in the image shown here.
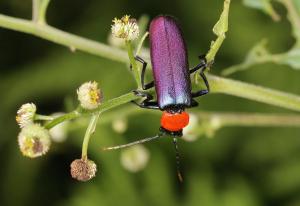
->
[161,111,189,132]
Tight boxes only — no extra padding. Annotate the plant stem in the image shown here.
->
[35,114,54,121]
[206,0,230,63]
[1,12,300,126]
[32,0,50,24]
[0,14,128,63]
[81,112,100,160]
[280,0,300,46]
[197,112,300,127]
[208,74,300,111]
[135,32,149,56]
[125,40,142,88]
[221,53,283,76]
[44,92,139,129]
[44,110,80,129]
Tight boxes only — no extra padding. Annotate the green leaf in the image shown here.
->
[293,0,300,12]
[243,0,280,21]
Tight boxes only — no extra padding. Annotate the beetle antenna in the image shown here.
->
[103,134,163,151]
[172,138,183,182]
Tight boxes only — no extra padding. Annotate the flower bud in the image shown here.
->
[18,124,51,158]
[49,113,69,143]
[16,103,36,128]
[120,145,149,173]
[112,118,128,134]
[77,81,102,110]
[70,158,97,181]
[111,15,139,41]
[182,113,199,142]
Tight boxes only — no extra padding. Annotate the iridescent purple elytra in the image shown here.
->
[149,15,192,109]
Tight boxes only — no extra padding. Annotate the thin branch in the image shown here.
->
[1,12,300,131]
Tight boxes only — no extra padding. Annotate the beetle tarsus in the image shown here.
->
[132,90,160,109]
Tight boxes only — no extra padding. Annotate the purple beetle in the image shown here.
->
[105,15,210,181]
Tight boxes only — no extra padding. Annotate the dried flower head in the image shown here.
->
[77,81,102,110]
[16,103,36,128]
[120,145,150,173]
[111,15,139,41]
[18,124,51,158]
[70,158,97,181]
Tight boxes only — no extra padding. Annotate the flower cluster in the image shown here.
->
[111,15,139,41]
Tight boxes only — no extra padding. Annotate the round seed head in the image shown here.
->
[70,158,97,181]
[18,123,51,158]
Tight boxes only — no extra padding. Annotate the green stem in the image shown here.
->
[44,110,80,129]
[280,0,300,45]
[32,0,51,24]
[2,11,300,128]
[221,53,284,76]
[197,112,300,127]
[135,32,149,56]
[35,114,54,121]
[208,74,300,111]
[44,92,139,129]
[206,0,230,63]
[81,112,100,160]
[125,40,142,88]
[0,14,128,63]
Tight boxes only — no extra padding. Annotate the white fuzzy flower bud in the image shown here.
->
[111,15,139,41]
[16,103,36,128]
[18,124,51,158]
[77,81,102,110]
[112,118,128,134]
[120,145,150,173]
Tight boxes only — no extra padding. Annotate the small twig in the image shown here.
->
[81,112,100,160]
[32,0,51,25]
[125,40,142,88]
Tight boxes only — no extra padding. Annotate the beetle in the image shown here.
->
[105,15,211,181]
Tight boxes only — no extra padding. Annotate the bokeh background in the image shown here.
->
[1,0,300,206]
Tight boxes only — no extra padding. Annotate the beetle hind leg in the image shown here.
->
[132,90,160,110]
[134,56,154,90]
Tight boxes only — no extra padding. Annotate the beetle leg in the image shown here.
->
[189,99,199,108]
[189,55,207,74]
[132,90,160,109]
[190,55,210,96]
[133,56,155,90]
[199,66,210,92]
[192,89,209,98]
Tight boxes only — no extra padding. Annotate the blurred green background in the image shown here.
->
[1,0,300,206]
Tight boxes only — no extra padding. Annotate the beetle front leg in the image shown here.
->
[189,54,207,74]
[134,56,154,90]
[190,55,211,96]
[132,90,159,110]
